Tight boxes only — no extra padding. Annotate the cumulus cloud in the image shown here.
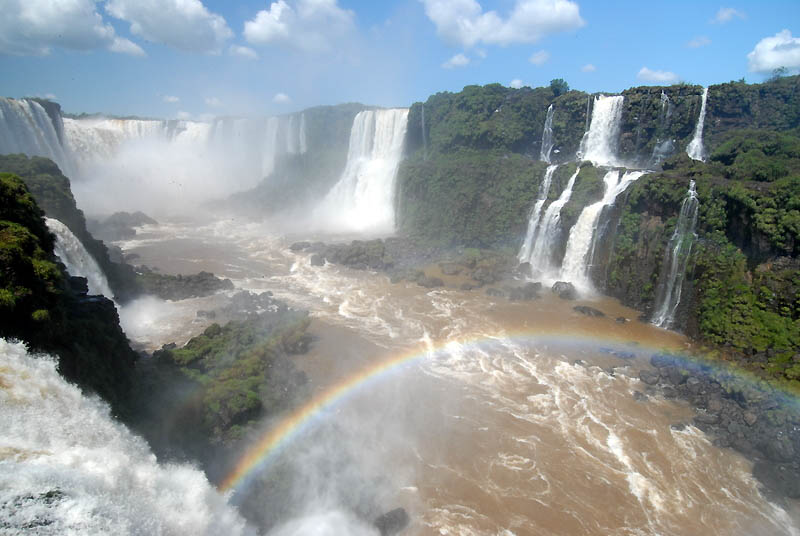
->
[747,30,800,73]
[105,0,232,53]
[529,50,550,65]
[581,63,596,72]
[712,7,745,24]
[509,79,524,89]
[420,0,584,48]
[204,97,222,107]
[163,95,180,103]
[273,93,291,103]
[687,36,711,48]
[244,0,355,53]
[441,53,470,69]
[229,45,259,59]
[637,67,679,83]
[0,0,141,56]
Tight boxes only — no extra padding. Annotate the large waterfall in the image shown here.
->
[312,108,409,235]
[526,166,581,276]
[0,97,74,176]
[46,217,114,298]
[686,88,708,161]
[561,170,646,291]
[518,165,558,264]
[652,180,700,328]
[577,95,624,167]
[540,105,555,163]
[0,338,253,535]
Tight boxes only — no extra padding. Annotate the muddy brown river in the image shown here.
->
[117,218,800,535]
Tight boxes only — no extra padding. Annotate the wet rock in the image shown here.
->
[573,305,605,317]
[460,282,476,291]
[374,507,410,536]
[665,367,689,386]
[639,370,660,385]
[761,437,796,463]
[650,354,677,369]
[135,270,234,301]
[417,276,444,289]
[551,281,577,300]
[633,391,648,402]
[516,262,532,278]
[695,412,720,425]
[743,411,758,427]
[310,253,325,267]
[753,462,800,498]
[662,386,678,398]
[439,262,462,276]
[707,397,723,413]
[616,316,628,323]
[485,287,504,297]
[290,241,311,251]
[471,267,499,285]
[196,310,217,319]
[507,282,541,301]
[671,422,687,431]
[68,276,89,296]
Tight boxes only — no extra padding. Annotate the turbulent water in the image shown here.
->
[0,338,253,535]
[577,96,624,167]
[312,109,409,234]
[686,87,709,161]
[540,105,555,163]
[652,180,700,328]
[518,165,558,265]
[104,219,800,535]
[561,171,646,292]
[45,217,114,298]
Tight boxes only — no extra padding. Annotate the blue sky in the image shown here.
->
[1,0,798,118]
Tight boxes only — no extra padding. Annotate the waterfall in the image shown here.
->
[577,95,625,167]
[652,180,700,328]
[45,218,114,298]
[560,170,646,291]
[312,108,409,234]
[649,92,676,167]
[0,97,75,176]
[299,113,308,154]
[518,165,558,264]
[527,166,581,275]
[0,338,253,535]
[686,87,708,161]
[540,105,555,163]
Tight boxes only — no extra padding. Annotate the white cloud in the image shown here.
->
[529,50,550,65]
[747,30,800,73]
[442,53,470,69]
[420,0,584,48]
[687,36,711,48]
[244,0,355,53]
[163,95,180,103]
[0,0,141,56]
[637,67,679,83]
[205,97,222,107]
[229,45,259,59]
[105,0,232,53]
[581,63,596,72]
[712,7,745,24]
[509,79,523,89]
[273,93,291,104]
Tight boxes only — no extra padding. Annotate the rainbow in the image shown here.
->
[217,328,794,494]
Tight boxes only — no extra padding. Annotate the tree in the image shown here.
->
[769,67,788,82]
[550,78,569,96]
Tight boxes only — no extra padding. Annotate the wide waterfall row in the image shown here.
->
[0,338,252,535]
[652,180,700,328]
[0,97,74,176]
[46,217,114,299]
[312,108,409,234]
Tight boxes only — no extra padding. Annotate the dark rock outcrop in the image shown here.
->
[552,281,577,300]
[136,267,234,301]
[374,508,410,536]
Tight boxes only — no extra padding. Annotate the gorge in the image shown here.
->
[1,74,799,535]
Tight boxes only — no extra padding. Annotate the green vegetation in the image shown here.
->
[0,172,138,415]
[549,78,569,97]
[0,154,140,301]
[135,311,311,459]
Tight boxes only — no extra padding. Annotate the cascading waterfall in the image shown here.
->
[577,95,625,167]
[540,105,555,163]
[652,180,700,328]
[561,170,646,291]
[0,97,75,176]
[0,338,253,535]
[686,87,708,161]
[518,165,558,264]
[649,91,675,167]
[312,108,409,234]
[527,166,581,275]
[45,218,114,299]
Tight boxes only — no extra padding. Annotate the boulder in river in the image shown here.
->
[374,507,410,536]
[551,281,577,300]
